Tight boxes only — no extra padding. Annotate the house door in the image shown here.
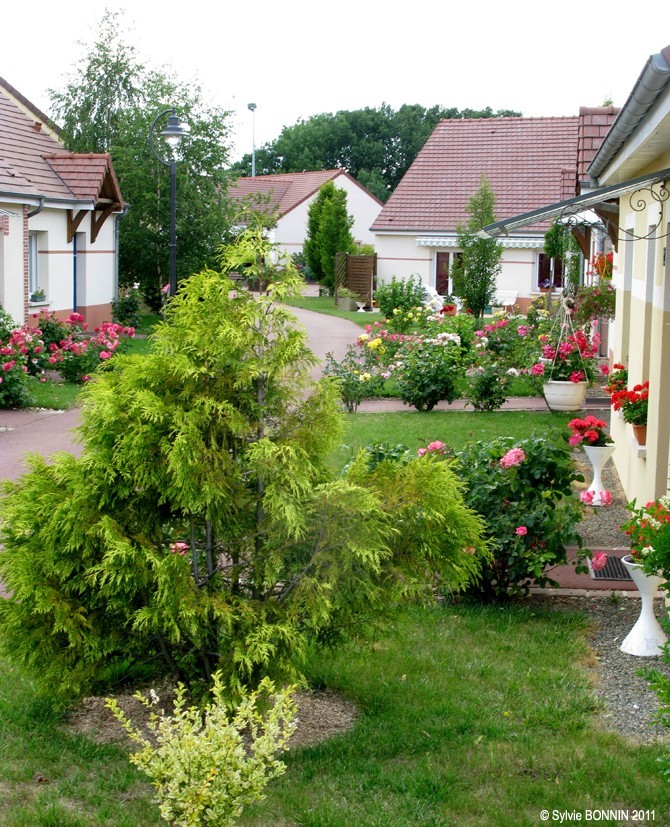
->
[436,253,450,294]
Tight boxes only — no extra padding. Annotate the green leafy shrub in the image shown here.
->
[0,320,41,408]
[112,283,143,328]
[455,435,586,599]
[0,226,484,704]
[466,363,512,412]
[374,275,426,319]
[324,345,384,412]
[107,674,296,827]
[391,337,464,411]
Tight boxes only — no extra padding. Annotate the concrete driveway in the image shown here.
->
[0,305,363,483]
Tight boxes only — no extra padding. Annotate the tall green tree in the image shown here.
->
[231,104,521,201]
[451,176,503,318]
[49,10,234,308]
[303,181,357,289]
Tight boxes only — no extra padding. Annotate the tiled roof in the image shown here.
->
[0,81,123,207]
[228,169,382,216]
[46,154,123,204]
[372,116,588,234]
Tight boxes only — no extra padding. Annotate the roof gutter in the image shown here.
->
[589,45,670,182]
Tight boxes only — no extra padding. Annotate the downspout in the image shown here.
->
[27,197,44,218]
[73,233,77,312]
[115,204,130,301]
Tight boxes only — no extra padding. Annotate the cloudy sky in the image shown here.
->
[3,1,668,162]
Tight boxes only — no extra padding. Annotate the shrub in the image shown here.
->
[0,228,484,704]
[112,283,143,328]
[391,337,463,411]
[45,315,135,384]
[0,322,41,408]
[455,435,586,599]
[107,674,296,827]
[466,363,512,412]
[324,345,384,412]
[374,275,426,319]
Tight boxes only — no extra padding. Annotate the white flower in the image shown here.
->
[506,368,520,377]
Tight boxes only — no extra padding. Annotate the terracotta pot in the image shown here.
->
[542,380,588,412]
[442,304,457,316]
[632,424,647,446]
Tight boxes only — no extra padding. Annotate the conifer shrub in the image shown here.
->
[0,225,486,704]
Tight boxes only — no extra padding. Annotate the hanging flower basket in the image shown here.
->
[542,379,588,411]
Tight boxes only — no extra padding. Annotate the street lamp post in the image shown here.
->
[248,103,257,177]
[150,108,187,296]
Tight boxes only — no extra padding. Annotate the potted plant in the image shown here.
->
[567,415,614,506]
[336,286,363,311]
[528,327,599,411]
[440,293,458,316]
[30,287,46,302]
[619,496,670,656]
[610,380,649,445]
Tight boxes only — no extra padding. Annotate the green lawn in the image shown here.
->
[3,602,665,825]
[239,603,670,826]
[283,295,376,326]
[331,410,571,469]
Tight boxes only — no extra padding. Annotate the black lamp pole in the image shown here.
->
[150,108,187,296]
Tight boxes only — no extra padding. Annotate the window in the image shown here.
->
[537,253,563,289]
[435,252,462,294]
[28,232,39,293]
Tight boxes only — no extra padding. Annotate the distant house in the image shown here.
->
[227,170,383,258]
[371,110,618,311]
[0,77,125,328]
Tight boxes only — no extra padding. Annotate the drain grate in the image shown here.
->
[590,555,632,581]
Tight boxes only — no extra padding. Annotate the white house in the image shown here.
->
[371,110,619,312]
[226,169,383,258]
[0,77,125,329]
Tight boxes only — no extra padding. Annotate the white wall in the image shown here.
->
[274,176,382,257]
[374,231,543,307]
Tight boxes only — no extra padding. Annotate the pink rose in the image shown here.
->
[599,490,613,506]
[515,526,527,536]
[580,491,595,504]
[170,542,190,556]
[427,440,445,453]
[417,448,427,457]
[591,552,608,572]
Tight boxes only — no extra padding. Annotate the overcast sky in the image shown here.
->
[3,1,669,162]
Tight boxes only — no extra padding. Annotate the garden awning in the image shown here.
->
[479,167,670,238]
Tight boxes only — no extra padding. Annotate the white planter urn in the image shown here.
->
[620,555,667,657]
[542,380,588,411]
[582,444,615,506]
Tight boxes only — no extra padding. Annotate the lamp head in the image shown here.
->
[160,112,187,156]
[248,102,257,112]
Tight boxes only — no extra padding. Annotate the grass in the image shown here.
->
[331,410,572,469]
[2,603,668,826]
[283,295,375,326]
[240,603,670,826]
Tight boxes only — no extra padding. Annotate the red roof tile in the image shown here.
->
[228,169,382,216]
[0,81,123,207]
[372,117,584,233]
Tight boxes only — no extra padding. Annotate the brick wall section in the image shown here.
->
[578,106,620,183]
